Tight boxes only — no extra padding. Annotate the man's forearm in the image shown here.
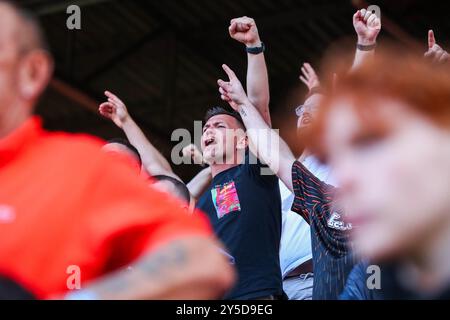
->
[238,101,295,191]
[121,117,175,177]
[247,52,271,126]
[187,167,212,200]
[73,237,234,300]
[352,48,375,70]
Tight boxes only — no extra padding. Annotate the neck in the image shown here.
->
[210,151,245,178]
[0,105,30,139]
[402,212,450,295]
[298,149,311,162]
[210,163,239,178]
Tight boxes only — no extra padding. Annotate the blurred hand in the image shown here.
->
[229,16,261,47]
[424,30,449,64]
[218,64,250,111]
[182,144,204,165]
[353,8,381,45]
[99,91,130,129]
[299,63,320,92]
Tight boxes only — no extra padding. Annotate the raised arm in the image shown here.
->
[352,8,381,70]
[424,30,449,64]
[66,237,235,300]
[187,167,212,201]
[229,16,271,126]
[218,64,296,191]
[99,91,179,179]
[182,144,212,200]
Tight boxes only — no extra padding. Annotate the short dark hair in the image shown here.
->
[152,175,191,204]
[106,138,142,167]
[204,106,245,129]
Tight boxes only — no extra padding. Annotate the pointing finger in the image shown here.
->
[429,30,436,49]
[222,64,237,80]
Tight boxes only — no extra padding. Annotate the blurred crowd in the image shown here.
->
[1,0,450,300]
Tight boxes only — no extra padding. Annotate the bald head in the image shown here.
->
[0,1,53,138]
[0,0,49,54]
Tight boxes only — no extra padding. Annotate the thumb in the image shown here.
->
[229,22,237,34]
[353,10,360,22]
[429,30,436,49]
[222,64,237,81]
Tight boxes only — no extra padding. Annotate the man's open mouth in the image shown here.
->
[205,137,215,147]
[302,115,312,125]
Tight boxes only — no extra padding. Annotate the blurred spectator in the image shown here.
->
[310,48,450,299]
[0,1,234,300]
[99,91,212,212]
[102,138,142,173]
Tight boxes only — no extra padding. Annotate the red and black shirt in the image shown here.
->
[291,160,356,300]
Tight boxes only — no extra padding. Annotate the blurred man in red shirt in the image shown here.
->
[0,1,234,299]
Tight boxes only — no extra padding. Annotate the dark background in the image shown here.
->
[16,0,450,181]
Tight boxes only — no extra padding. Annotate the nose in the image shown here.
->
[203,127,213,138]
[302,112,312,123]
[202,128,215,145]
[333,157,357,196]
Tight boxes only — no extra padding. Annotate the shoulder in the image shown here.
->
[292,160,334,194]
[39,131,105,153]
[241,151,279,185]
[37,132,112,166]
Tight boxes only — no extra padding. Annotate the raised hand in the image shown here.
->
[353,8,381,45]
[182,144,204,165]
[299,63,320,92]
[99,91,130,129]
[217,64,250,111]
[229,16,261,47]
[424,30,449,64]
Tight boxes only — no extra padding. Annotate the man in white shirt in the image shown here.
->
[279,63,337,300]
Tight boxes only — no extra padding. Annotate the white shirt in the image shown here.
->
[279,155,337,278]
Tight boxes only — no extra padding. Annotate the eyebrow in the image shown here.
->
[203,121,226,130]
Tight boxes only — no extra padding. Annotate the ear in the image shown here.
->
[18,50,54,101]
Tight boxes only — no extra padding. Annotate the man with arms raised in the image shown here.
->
[196,17,283,300]
[217,9,381,299]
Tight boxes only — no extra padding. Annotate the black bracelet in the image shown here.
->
[357,43,377,51]
[306,86,323,99]
[246,42,265,55]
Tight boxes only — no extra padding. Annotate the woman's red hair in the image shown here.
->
[308,47,450,161]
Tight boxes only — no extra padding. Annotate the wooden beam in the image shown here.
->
[49,77,99,113]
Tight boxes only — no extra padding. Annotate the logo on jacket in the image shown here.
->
[327,212,352,231]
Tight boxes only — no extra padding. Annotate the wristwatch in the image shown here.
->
[246,42,265,55]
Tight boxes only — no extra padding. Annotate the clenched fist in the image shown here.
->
[353,8,381,45]
[229,16,261,47]
[99,91,130,129]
